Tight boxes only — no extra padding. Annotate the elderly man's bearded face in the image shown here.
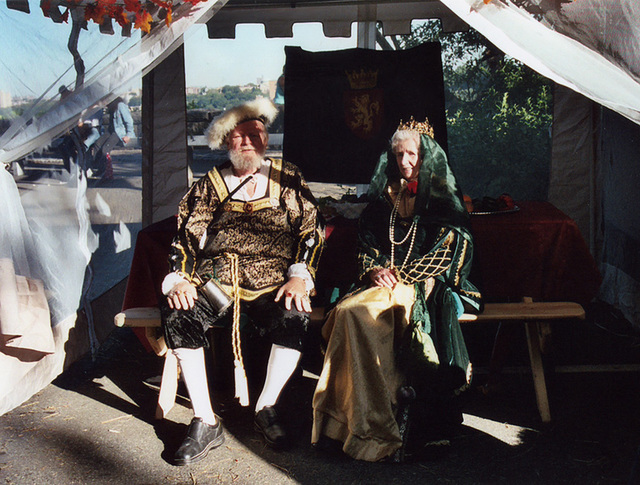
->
[227,120,268,173]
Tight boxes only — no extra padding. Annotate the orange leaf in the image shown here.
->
[113,6,130,27]
[134,10,153,33]
[164,8,172,26]
[85,3,107,24]
[151,0,172,9]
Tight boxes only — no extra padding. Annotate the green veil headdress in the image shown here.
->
[366,120,470,233]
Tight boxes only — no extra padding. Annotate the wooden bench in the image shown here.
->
[115,298,584,422]
[114,306,326,419]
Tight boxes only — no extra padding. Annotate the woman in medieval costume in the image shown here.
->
[311,118,482,462]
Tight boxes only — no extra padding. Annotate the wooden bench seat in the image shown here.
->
[115,298,584,422]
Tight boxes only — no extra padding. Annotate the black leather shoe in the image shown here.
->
[254,406,288,449]
[174,417,225,466]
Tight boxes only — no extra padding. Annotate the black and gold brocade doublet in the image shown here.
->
[169,158,324,300]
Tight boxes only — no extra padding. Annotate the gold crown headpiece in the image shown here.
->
[397,116,435,139]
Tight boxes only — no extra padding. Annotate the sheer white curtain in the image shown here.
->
[0,0,227,416]
[1,0,227,165]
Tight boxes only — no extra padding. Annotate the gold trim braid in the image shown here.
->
[208,158,283,213]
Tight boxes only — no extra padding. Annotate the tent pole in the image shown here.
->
[141,44,189,227]
[357,3,376,49]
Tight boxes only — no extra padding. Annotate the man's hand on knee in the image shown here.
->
[275,276,311,313]
[167,280,198,310]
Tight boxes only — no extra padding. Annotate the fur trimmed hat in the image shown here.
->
[205,97,278,149]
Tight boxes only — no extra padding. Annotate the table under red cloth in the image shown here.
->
[316,201,601,306]
[122,201,602,321]
[122,215,177,312]
[469,200,601,305]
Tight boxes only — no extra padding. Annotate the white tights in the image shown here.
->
[255,344,301,413]
[173,344,301,420]
[173,347,217,425]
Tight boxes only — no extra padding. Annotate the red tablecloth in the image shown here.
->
[122,215,177,312]
[469,200,601,305]
[316,201,601,305]
[123,201,602,315]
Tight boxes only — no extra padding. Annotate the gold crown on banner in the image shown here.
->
[397,116,435,138]
[345,68,379,90]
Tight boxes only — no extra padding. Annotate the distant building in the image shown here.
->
[267,80,277,100]
[186,86,205,95]
[0,91,12,108]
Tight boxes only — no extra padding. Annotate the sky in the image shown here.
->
[0,1,357,100]
[184,23,357,89]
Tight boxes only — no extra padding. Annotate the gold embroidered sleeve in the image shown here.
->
[168,174,220,282]
[357,250,387,281]
[396,229,455,284]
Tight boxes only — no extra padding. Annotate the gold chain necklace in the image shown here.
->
[389,185,417,270]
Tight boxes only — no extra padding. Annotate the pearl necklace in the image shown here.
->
[389,185,418,271]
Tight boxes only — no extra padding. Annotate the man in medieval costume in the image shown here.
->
[160,98,324,465]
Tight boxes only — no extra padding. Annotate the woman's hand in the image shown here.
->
[275,276,311,313]
[167,280,198,310]
[369,267,398,289]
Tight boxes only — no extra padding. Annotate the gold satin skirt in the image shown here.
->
[311,283,438,461]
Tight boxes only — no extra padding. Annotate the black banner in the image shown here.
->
[283,43,447,184]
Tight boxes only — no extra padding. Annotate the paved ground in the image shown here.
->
[4,149,640,484]
[2,309,640,484]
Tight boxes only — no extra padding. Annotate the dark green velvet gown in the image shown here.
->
[313,133,482,460]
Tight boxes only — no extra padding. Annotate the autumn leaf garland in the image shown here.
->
[44,0,205,33]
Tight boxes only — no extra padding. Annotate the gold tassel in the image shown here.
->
[234,359,250,406]
[228,253,250,406]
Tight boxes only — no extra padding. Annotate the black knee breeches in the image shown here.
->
[160,288,309,352]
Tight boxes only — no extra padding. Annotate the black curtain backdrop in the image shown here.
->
[283,43,447,184]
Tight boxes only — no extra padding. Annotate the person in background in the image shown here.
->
[92,96,135,180]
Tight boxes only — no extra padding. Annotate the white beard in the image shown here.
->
[229,149,263,173]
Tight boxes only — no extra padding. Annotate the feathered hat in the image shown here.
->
[205,97,279,149]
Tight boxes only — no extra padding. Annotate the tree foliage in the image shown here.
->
[397,21,552,200]
[186,85,264,111]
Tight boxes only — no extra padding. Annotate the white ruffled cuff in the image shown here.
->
[161,272,188,295]
[287,263,314,292]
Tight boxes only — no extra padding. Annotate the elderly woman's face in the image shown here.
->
[394,137,421,181]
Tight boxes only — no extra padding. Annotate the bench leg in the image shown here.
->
[525,321,551,423]
[156,350,179,420]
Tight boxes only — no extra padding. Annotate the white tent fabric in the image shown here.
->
[440,0,640,329]
[439,0,640,125]
[0,0,227,416]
